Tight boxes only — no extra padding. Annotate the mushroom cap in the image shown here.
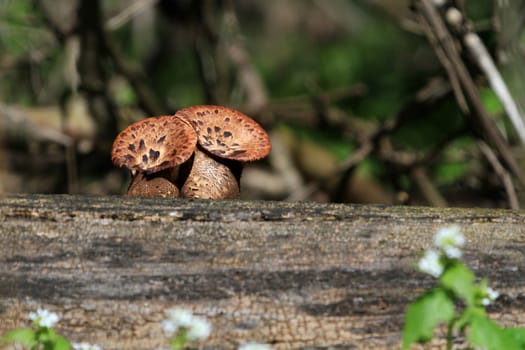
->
[111,115,197,174]
[175,105,271,162]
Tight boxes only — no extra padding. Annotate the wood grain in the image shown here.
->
[1,195,524,349]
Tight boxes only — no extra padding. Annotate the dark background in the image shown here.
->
[1,0,524,208]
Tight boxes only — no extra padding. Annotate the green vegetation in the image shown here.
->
[403,225,525,349]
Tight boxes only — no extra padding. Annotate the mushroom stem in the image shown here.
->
[180,147,242,199]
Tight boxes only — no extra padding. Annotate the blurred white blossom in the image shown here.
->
[28,309,59,328]
[418,249,443,278]
[186,316,212,341]
[160,319,177,337]
[161,308,212,341]
[238,342,274,350]
[166,308,194,328]
[72,342,102,350]
[481,286,500,306]
[434,225,465,259]
[443,245,462,259]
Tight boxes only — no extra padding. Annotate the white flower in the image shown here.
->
[434,225,465,259]
[28,308,59,328]
[418,250,444,278]
[160,319,177,336]
[166,308,194,328]
[186,316,212,341]
[238,342,274,350]
[443,245,462,259]
[161,308,211,341]
[72,342,102,350]
[481,286,500,306]
[486,287,500,300]
[434,225,464,250]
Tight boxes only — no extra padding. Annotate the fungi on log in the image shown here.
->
[0,195,524,349]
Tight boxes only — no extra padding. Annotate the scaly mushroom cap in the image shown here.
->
[111,116,197,174]
[175,105,271,162]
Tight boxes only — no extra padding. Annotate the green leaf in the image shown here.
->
[503,327,525,346]
[0,328,37,347]
[402,288,455,349]
[440,262,476,305]
[454,305,485,332]
[51,335,72,350]
[170,330,189,350]
[469,314,523,350]
[36,326,54,343]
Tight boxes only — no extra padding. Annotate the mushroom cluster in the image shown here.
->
[111,105,271,199]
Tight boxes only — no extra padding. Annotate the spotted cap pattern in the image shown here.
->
[175,105,271,162]
[111,116,197,174]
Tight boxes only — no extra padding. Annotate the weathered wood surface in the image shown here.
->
[0,195,524,349]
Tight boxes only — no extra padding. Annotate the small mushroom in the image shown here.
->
[175,105,271,199]
[126,171,180,197]
[111,115,197,197]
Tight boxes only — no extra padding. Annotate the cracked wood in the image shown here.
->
[0,195,524,349]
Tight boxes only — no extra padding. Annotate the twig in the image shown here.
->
[414,11,469,113]
[106,0,159,30]
[222,0,268,114]
[463,31,525,144]
[411,166,448,207]
[287,78,453,202]
[269,132,304,199]
[415,0,525,187]
[263,84,368,128]
[329,77,453,202]
[478,140,519,209]
[442,5,525,144]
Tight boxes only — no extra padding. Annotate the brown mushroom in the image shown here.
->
[111,106,271,199]
[126,171,180,197]
[111,115,197,197]
[174,105,271,199]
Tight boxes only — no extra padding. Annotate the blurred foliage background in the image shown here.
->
[0,0,524,208]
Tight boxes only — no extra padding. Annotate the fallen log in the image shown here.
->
[0,195,524,349]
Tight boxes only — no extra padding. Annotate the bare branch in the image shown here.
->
[478,140,520,209]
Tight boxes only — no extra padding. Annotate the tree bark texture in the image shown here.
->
[0,195,524,349]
